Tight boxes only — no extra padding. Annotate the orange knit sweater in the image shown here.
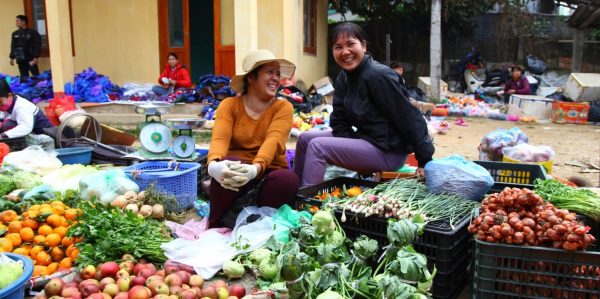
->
[207,96,293,173]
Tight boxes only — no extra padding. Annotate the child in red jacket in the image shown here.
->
[152,52,192,96]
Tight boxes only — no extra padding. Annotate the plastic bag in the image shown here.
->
[161,206,276,279]
[424,155,494,201]
[79,169,139,204]
[502,143,555,163]
[478,127,528,161]
[42,164,98,193]
[272,205,312,243]
[3,146,62,176]
[524,54,547,75]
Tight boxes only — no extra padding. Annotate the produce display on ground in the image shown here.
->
[0,131,598,299]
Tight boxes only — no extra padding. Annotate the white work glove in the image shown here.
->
[161,77,170,84]
[208,160,242,182]
[221,164,258,189]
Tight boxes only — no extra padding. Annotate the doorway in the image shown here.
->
[158,0,190,70]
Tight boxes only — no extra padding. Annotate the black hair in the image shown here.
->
[330,22,367,47]
[512,65,524,72]
[167,52,178,60]
[0,79,11,98]
[390,61,404,69]
[241,65,264,95]
[16,15,28,24]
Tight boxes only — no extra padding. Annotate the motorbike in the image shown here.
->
[445,50,509,94]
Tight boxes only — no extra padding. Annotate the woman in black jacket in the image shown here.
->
[293,22,434,187]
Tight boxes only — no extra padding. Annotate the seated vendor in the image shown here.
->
[294,22,434,187]
[206,49,299,228]
[152,52,192,96]
[0,79,54,142]
[503,65,530,105]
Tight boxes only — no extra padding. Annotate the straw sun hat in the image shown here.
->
[230,49,296,94]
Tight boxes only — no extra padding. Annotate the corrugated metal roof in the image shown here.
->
[564,0,600,28]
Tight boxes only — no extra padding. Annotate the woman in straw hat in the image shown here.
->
[294,22,434,187]
[206,49,298,228]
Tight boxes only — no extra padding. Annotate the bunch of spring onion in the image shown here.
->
[335,179,480,229]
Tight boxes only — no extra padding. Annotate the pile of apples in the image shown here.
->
[35,254,247,299]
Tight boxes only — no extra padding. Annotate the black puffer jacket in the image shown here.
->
[330,55,434,167]
[10,28,41,62]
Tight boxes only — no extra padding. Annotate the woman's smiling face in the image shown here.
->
[332,34,366,72]
[248,62,281,100]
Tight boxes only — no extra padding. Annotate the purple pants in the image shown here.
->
[208,158,299,228]
[293,130,407,187]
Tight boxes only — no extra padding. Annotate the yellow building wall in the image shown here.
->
[71,0,160,85]
[0,1,51,76]
[298,0,328,87]
[257,0,283,56]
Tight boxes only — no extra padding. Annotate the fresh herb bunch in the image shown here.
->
[534,179,600,222]
[68,199,172,266]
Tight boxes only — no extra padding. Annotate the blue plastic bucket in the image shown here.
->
[0,253,34,299]
[54,147,93,165]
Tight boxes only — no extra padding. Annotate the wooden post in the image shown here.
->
[572,29,584,72]
[430,0,442,101]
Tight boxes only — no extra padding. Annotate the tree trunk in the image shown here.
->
[430,0,442,101]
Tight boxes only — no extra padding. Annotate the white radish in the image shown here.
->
[125,203,139,214]
[139,205,153,217]
[152,204,164,219]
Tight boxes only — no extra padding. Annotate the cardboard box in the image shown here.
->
[551,101,589,124]
[564,73,600,102]
[411,100,435,114]
[417,77,448,97]
[308,76,335,105]
[508,94,553,120]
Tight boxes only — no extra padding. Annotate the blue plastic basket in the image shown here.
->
[0,253,34,299]
[124,161,200,210]
[54,147,93,165]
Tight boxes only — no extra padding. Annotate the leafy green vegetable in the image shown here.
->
[353,236,379,262]
[387,217,425,248]
[0,174,16,197]
[259,258,278,280]
[68,199,172,266]
[387,245,430,282]
[12,171,42,190]
[535,179,600,221]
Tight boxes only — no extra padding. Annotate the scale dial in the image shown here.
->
[139,122,172,153]
[173,135,195,158]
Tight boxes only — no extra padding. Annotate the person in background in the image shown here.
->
[152,52,192,96]
[390,61,406,87]
[0,79,54,140]
[9,15,41,81]
[503,65,530,105]
[206,49,298,228]
[293,22,434,187]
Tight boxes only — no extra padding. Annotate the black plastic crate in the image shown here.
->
[430,245,472,299]
[338,210,472,271]
[2,136,27,152]
[474,161,549,192]
[296,177,379,210]
[472,238,600,299]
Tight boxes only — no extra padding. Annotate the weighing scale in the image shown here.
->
[134,102,205,159]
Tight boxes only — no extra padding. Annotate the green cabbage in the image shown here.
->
[312,210,335,236]
[222,260,245,279]
[13,171,43,190]
[259,259,278,281]
[249,248,272,266]
[0,175,16,197]
[0,260,24,289]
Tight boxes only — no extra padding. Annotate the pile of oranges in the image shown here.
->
[0,201,82,277]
